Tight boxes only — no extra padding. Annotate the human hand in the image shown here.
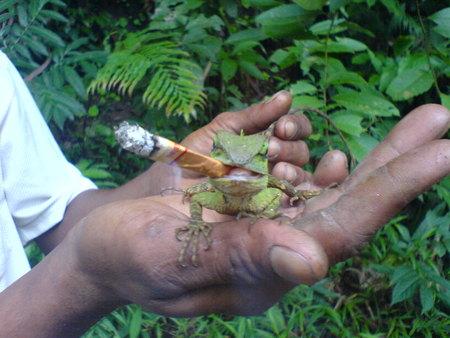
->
[145,91,346,194]
[59,104,448,324]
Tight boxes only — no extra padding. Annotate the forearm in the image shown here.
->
[0,236,119,337]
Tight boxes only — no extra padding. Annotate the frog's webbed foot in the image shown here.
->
[289,189,321,206]
[268,175,321,206]
[176,220,212,267]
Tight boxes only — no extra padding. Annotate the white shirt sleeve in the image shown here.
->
[0,51,97,245]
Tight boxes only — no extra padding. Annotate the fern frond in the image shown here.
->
[89,30,206,121]
[379,0,421,34]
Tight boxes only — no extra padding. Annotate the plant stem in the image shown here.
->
[322,13,337,150]
[415,0,442,97]
[292,106,357,170]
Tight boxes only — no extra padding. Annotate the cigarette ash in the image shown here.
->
[114,121,156,157]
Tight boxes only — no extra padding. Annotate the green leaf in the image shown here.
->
[82,168,113,180]
[128,306,142,338]
[413,206,449,241]
[420,285,434,314]
[245,0,282,9]
[266,306,286,334]
[326,70,368,88]
[391,276,420,305]
[231,40,261,55]
[386,54,434,101]
[22,36,49,56]
[309,18,347,35]
[429,7,450,38]
[0,12,12,24]
[348,134,378,162]
[292,95,323,109]
[269,48,297,69]
[329,0,349,12]
[0,0,17,13]
[334,88,399,117]
[290,80,317,95]
[17,5,28,27]
[391,265,416,284]
[88,105,99,117]
[41,9,69,23]
[333,37,367,52]
[293,0,326,11]
[221,58,238,82]
[434,176,450,208]
[29,26,65,47]
[255,4,316,38]
[331,112,364,136]
[64,66,86,99]
[239,60,265,80]
[440,93,450,110]
[226,28,266,44]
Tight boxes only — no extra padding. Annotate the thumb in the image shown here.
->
[269,224,329,285]
[181,90,292,154]
[211,90,293,134]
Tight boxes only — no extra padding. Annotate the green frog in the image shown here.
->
[176,130,320,266]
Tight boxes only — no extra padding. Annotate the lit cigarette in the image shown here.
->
[114,121,233,178]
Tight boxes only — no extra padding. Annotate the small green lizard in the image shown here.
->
[176,130,320,266]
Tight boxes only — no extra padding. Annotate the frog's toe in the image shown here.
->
[175,220,212,267]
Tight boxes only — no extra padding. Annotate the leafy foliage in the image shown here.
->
[0,0,104,129]
[89,30,206,121]
[2,0,449,336]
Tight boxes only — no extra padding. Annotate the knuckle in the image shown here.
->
[212,112,233,129]
[297,141,309,163]
[297,114,313,135]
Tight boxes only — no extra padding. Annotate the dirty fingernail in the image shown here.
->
[265,90,288,104]
[284,121,296,139]
[284,164,297,182]
[270,246,317,285]
[268,140,280,160]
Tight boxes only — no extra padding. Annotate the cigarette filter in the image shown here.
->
[114,121,233,178]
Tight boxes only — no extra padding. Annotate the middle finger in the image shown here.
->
[268,138,309,166]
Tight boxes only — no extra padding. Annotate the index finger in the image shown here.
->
[304,104,450,214]
[344,104,449,190]
[295,139,450,264]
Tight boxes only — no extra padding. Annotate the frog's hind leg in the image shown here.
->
[176,219,212,267]
[176,191,225,267]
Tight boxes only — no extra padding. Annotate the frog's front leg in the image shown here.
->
[183,182,215,203]
[246,188,283,219]
[176,191,225,267]
[268,175,320,205]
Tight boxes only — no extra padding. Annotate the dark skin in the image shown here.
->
[0,91,449,337]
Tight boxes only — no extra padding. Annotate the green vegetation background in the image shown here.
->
[1,0,449,336]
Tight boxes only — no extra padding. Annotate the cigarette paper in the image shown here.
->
[114,121,233,178]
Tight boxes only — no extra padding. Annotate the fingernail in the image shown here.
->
[284,164,297,182]
[268,140,280,160]
[270,246,317,285]
[284,121,296,139]
[265,90,288,104]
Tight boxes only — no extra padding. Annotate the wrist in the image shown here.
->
[38,233,122,335]
[0,236,120,338]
